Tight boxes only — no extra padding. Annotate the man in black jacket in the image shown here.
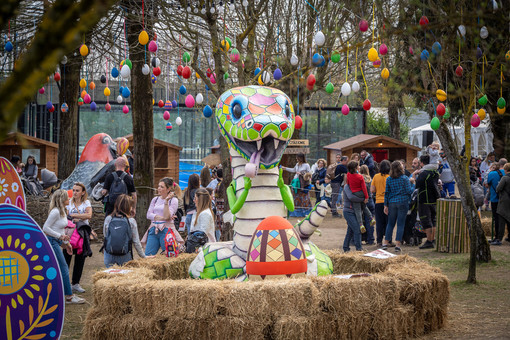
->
[416,155,440,249]
[360,150,375,178]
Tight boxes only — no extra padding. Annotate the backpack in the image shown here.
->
[108,172,128,203]
[174,207,184,230]
[326,164,337,178]
[104,216,132,256]
[471,181,485,207]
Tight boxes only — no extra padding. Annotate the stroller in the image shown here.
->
[402,189,426,246]
[21,176,45,196]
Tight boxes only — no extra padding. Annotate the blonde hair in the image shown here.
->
[504,163,510,172]
[49,189,69,218]
[360,165,372,183]
[194,188,215,226]
[317,158,327,167]
[71,182,88,206]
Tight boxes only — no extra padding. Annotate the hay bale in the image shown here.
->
[83,314,165,340]
[271,315,333,340]
[92,266,155,283]
[323,250,418,274]
[124,253,197,279]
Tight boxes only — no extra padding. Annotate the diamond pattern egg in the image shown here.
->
[246,216,307,280]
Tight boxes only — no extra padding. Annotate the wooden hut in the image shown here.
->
[323,134,421,169]
[123,134,182,188]
[0,132,59,178]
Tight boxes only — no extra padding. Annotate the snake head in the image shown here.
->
[215,86,295,170]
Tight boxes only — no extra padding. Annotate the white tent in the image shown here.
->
[408,122,494,157]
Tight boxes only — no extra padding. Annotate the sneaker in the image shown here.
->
[66,295,86,304]
[72,284,85,293]
[394,246,402,252]
[370,218,376,227]
[419,240,434,249]
[381,244,388,250]
[360,225,366,233]
[490,239,502,246]
[387,242,396,247]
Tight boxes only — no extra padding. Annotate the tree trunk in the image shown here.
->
[387,95,402,140]
[126,2,154,236]
[58,51,83,179]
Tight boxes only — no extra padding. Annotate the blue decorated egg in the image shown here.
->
[5,41,13,52]
[172,100,178,108]
[166,122,173,131]
[203,105,213,118]
[111,67,119,78]
[179,85,187,95]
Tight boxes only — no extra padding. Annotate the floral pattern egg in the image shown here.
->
[0,157,26,210]
[246,216,307,280]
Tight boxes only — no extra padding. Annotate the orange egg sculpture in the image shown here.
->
[246,216,307,280]
[116,137,130,156]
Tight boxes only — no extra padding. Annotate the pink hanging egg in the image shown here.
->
[471,113,480,127]
[210,73,217,84]
[379,43,388,56]
[123,105,129,114]
[105,103,111,111]
[163,111,170,120]
[409,46,414,55]
[359,19,369,32]
[455,65,463,77]
[341,104,350,115]
[83,93,91,104]
[39,87,45,94]
[148,40,158,53]
[185,95,195,108]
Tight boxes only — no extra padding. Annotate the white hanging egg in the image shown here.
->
[457,25,466,37]
[341,82,351,96]
[262,71,270,83]
[142,64,150,75]
[116,95,123,104]
[352,81,360,93]
[176,117,182,126]
[480,26,489,39]
[290,54,298,66]
[120,64,131,78]
[196,93,204,104]
[314,31,326,46]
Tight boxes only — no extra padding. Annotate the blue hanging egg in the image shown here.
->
[151,75,157,84]
[90,101,97,111]
[5,41,13,52]
[318,55,326,67]
[111,67,119,78]
[172,100,178,108]
[166,122,173,131]
[203,105,213,118]
[431,42,442,55]
[476,47,483,59]
[122,87,130,98]
[205,84,210,91]
[46,101,53,110]
[179,85,187,95]
[273,68,282,80]
[254,67,261,76]
[420,49,430,61]
[312,53,322,66]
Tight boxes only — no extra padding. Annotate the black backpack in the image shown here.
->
[109,172,128,204]
[104,216,132,256]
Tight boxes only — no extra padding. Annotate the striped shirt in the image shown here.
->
[384,175,413,206]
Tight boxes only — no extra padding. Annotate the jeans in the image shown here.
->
[215,229,221,242]
[48,236,72,296]
[63,250,86,285]
[331,183,341,214]
[343,209,362,251]
[491,202,501,239]
[363,198,375,244]
[144,226,168,256]
[185,213,193,235]
[385,202,408,242]
[375,203,389,244]
[104,251,133,268]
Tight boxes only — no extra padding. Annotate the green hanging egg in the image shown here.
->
[224,72,229,80]
[478,94,488,106]
[325,82,334,94]
[124,58,132,70]
[443,107,450,119]
[331,51,341,63]
[430,116,440,130]
[182,52,191,63]
[497,97,506,109]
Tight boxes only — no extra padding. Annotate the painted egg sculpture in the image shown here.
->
[0,157,26,210]
[116,137,129,156]
[0,204,65,340]
[246,216,307,280]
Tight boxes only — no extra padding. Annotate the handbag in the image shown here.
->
[70,228,84,254]
[64,220,76,238]
[164,228,179,257]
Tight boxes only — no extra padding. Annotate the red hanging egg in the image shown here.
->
[419,16,429,28]
[359,19,369,32]
[54,73,61,81]
[49,105,55,113]
[182,66,191,79]
[455,65,463,77]
[436,103,446,116]
[306,84,314,91]
[177,65,184,76]
[379,44,388,56]
[363,99,372,111]
[409,46,414,55]
[206,68,212,78]
[158,100,164,108]
[295,115,303,129]
[105,103,111,111]
[153,66,161,76]
[307,74,316,86]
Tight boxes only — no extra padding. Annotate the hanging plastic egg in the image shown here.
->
[163,111,170,120]
[373,59,382,68]
[476,47,483,59]
[104,87,111,96]
[79,78,87,88]
[359,19,369,32]
[150,67,160,77]
[273,68,282,80]
[81,90,87,98]
[179,85,187,95]
[210,73,217,84]
[182,51,191,63]
[122,59,133,70]
[325,82,334,94]
[122,105,129,114]
[290,54,299,66]
[220,39,231,52]
[61,102,68,113]
[436,89,447,102]
[341,104,350,115]
[89,81,96,90]
[430,116,440,130]
[46,101,53,110]
[497,97,506,109]
[152,57,160,68]
[457,25,466,37]
[409,46,414,55]
[471,114,480,127]
[203,105,213,118]
[480,26,489,39]
[254,67,261,76]
[121,64,131,78]
[363,99,371,111]
[196,93,204,105]
[148,40,158,52]
[54,73,61,81]
[105,103,111,111]
[318,55,326,67]
[314,31,326,46]
[261,71,270,84]
[436,103,446,116]
[206,68,213,77]
[478,94,488,106]
[230,48,240,62]
[171,100,177,108]
[224,72,229,81]
[379,44,388,56]
[306,74,316,86]
[100,75,106,83]
[111,67,119,78]
[176,117,182,126]
[138,30,149,45]
[117,95,123,104]
[78,98,84,106]
[506,51,510,61]
[182,66,191,79]
[164,100,172,110]
[176,65,182,75]
[341,82,351,96]
[431,42,442,55]
[61,55,68,64]
[295,115,303,129]
[39,87,45,94]
[90,101,97,111]
[49,105,55,113]
[331,51,340,63]
[151,75,157,84]
[420,49,430,61]
[312,53,322,66]
[455,65,463,77]
[122,87,131,98]
[306,83,314,91]
[142,64,150,75]
[381,68,390,79]
[185,95,195,108]
[166,122,173,130]
[84,94,91,104]
[80,44,89,57]
[443,107,450,119]
[477,108,486,120]
[5,41,13,52]
[352,81,360,93]
[497,107,506,115]
[419,16,429,28]
[368,47,378,62]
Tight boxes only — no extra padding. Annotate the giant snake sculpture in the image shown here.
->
[189,86,333,280]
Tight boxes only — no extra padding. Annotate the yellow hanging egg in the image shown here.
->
[104,87,111,96]
[221,40,231,52]
[152,98,155,105]
[477,108,486,120]
[436,89,447,102]
[506,50,510,61]
[368,47,379,62]
[138,30,149,45]
[80,44,89,57]
[196,72,201,79]
[257,75,264,85]
[79,78,87,89]
[381,67,390,79]
[80,90,87,99]
[497,106,506,114]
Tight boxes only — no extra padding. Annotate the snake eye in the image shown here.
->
[285,103,291,118]
[232,103,243,119]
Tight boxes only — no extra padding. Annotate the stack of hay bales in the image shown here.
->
[84,251,449,340]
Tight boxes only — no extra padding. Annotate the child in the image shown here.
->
[427,142,440,165]
[319,174,333,207]
[186,188,216,253]
[345,161,374,233]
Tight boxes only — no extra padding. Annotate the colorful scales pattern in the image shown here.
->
[215,86,295,169]
[248,228,306,263]
[198,243,246,280]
